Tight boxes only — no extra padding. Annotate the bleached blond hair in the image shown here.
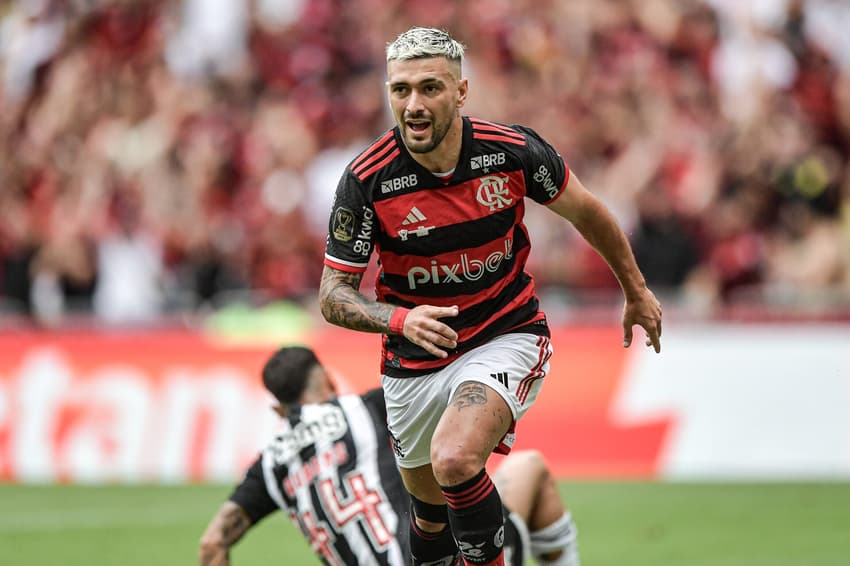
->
[386,27,465,67]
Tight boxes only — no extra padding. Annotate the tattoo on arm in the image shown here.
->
[319,267,396,333]
[218,504,251,547]
[451,383,488,410]
[200,502,251,565]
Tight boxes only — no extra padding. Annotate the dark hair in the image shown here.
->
[261,346,321,405]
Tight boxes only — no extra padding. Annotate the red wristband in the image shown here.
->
[388,307,411,335]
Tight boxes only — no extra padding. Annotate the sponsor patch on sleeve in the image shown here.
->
[332,207,355,242]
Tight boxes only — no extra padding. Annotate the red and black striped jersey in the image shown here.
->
[324,116,570,378]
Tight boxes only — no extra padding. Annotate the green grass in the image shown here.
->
[1,482,848,565]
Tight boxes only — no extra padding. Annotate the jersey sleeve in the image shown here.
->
[513,125,570,205]
[228,455,279,524]
[323,170,377,273]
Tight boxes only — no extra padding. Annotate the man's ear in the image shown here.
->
[272,404,286,418]
[457,78,469,108]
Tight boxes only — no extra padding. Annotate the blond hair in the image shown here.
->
[386,27,465,67]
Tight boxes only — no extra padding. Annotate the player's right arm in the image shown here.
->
[318,267,396,333]
[319,265,459,359]
[198,501,252,566]
[321,170,458,358]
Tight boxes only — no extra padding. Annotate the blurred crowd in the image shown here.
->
[1,0,849,327]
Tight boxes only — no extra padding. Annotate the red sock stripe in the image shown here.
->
[442,474,494,509]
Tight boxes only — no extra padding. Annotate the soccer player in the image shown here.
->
[318,26,661,566]
[198,346,580,566]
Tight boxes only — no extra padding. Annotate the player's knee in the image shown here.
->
[525,449,552,483]
[514,449,546,471]
[430,444,480,485]
[505,449,549,482]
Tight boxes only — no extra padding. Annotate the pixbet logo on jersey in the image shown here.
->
[406,238,513,290]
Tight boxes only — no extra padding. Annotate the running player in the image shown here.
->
[318,26,661,566]
[198,346,580,566]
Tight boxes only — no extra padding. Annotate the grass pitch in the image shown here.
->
[1,481,848,565]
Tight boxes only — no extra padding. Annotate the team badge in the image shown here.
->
[332,207,355,242]
[476,175,513,212]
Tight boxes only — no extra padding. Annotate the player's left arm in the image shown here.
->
[199,501,252,566]
[547,170,662,352]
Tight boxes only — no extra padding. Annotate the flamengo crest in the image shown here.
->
[476,175,512,212]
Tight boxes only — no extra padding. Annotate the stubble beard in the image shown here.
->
[404,115,451,154]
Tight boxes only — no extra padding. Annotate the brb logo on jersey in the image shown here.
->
[381,174,418,194]
[406,238,513,290]
[476,175,513,212]
[470,152,505,170]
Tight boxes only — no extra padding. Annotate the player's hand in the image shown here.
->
[622,288,662,353]
[402,305,459,359]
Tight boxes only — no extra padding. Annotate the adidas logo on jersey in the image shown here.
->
[381,174,418,193]
[398,207,434,240]
[401,206,427,225]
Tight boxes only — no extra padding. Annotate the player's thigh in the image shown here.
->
[382,372,448,469]
[433,380,513,460]
[445,333,552,425]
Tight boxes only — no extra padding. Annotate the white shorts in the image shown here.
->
[382,333,552,469]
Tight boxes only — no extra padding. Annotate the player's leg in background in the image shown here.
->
[492,450,580,566]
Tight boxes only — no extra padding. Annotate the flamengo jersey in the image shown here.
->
[230,390,411,566]
[324,116,570,378]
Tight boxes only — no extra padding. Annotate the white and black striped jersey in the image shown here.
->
[324,116,569,378]
[230,389,410,566]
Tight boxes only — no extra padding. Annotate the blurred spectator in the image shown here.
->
[1,0,849,327]
[631,184,700,289]
[92,187,164,325]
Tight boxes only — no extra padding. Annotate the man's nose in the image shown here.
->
[406,90,425,114]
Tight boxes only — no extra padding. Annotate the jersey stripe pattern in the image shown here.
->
[230,390,410,566]
[324,117,569,378]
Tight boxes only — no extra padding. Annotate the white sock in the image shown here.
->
[530,511,579,566]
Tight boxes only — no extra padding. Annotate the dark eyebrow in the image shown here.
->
[388,77,445,89]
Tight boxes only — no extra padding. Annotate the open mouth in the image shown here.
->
[406,121,431,134]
